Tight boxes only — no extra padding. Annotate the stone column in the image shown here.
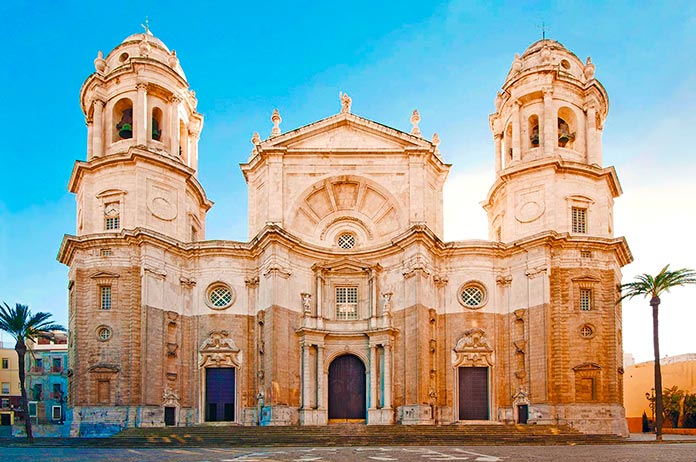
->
[586,105,599,165]
[92,99,105,158]
[135,82,148,145]
[315,273,323,318]
[543,89,555,157]
[301,342,311,409]
[316,345,324,408]
[494,134,502,172]
[369,345,378,410]
[511,100,521,162]
[188,131,200,171]
[383,343,392,409]
[170,96,181,157]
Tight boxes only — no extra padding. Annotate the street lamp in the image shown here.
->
[645,388,655,432]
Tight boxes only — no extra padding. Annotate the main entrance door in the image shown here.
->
[205,368,235,422]
[458,366,489,420]
[328,354,366,422]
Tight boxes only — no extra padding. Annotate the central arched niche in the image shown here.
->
[288,175,404,247]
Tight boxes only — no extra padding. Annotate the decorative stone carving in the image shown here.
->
[381,292,392,314]
[94,50,106,73]
[301,292,312,314]
[584,57,595,80]
[452,328,494,367]
[525,266,547,278]
[199,331,242,368]
[496,274,512,286]
[410,109,421,136]
[162,387,179,407]
[511,53,522,73]
[339,91,351,113]
[168,50,178,69]
[271,109,282,137]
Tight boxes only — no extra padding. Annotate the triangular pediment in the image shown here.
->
[259,113,434,152]
[90,271,120,279]
[312,257,382,274]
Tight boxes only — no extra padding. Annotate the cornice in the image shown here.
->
[67,146,213,211]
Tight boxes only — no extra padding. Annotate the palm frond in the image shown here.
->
[618,265,696,303]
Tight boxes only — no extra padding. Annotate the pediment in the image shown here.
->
[312,257,382,274]
[90,271,120,279]
[259,113,434,152]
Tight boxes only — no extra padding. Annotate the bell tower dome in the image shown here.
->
[70,29,211,241]
[484,39,621,243]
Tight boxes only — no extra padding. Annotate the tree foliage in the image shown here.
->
[683,393,696,428]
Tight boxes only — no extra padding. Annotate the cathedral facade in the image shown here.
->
[58,31,632,436]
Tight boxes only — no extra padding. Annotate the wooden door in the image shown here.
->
[458,367,489,420]
[517,404,528,424]
[328,355,366,421]
[164,406,175,426]
[205,368,235,422]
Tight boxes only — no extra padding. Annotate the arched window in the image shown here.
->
[152,107,163,141]
[557,107,577,149]
[528,115,539,148]
[112,98,133,141]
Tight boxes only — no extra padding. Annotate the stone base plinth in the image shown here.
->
[368,408,394,425]
[300,408,327,425]
[397,405,434,425]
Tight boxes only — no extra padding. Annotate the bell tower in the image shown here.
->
[484,39,621,243]
[71,29,211,242]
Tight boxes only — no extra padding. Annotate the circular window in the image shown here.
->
[580,324,595,338]
[119,52,129,63]
[206,283,235,309]
[337,233,356,249]
[560,59,571,69]
[97,326,112,342]
[458,282,487,309]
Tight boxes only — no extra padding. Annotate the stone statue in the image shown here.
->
[339,92,352,113]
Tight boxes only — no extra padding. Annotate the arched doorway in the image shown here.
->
[328,354,366,422]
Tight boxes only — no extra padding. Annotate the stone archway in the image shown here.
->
[328,354,366,422]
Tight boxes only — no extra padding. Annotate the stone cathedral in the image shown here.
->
[58,30,632,437]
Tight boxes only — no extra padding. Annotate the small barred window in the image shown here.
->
[337,233,356,249]
[580,325,594,338]
[100,286,112,310]
[105,217,120,230]
[458,282,487,309]
[580,288,592,311]
[100,248,112,257]
[336,286,358,320]
[97,327,112,341]
[572,207,587,234]
[580,250,592,259]
[207,283,234,309]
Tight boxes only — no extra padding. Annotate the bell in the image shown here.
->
[152,117,161,141]
[116,108,133,139]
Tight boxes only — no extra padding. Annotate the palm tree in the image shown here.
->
[0,303,65,443]
[619,265,696,441]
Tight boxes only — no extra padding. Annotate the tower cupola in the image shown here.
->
[484,40,621,244]
[80,30,202,171]
[490,39,608,173]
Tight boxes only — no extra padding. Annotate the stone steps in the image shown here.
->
[109,424,623,447]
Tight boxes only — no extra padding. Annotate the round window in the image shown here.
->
[560,59,571,70]
[97,326,112,341]
[206,283,235,309]
[580,325,595,338]
[458,282,487,309]
[337,233,356,249]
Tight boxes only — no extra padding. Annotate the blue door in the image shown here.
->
[205,368,235,422]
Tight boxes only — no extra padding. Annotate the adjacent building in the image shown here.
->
[0,341,21,426]
[58,31,632,436]
[25,333,69,425]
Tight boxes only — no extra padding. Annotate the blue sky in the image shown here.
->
[0,1,694,363]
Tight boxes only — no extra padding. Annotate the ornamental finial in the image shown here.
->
[410,110,421,136]
[271,109,282,137]
[94,50,106,73]
[339,92,352,113]
[251,132,261,145]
